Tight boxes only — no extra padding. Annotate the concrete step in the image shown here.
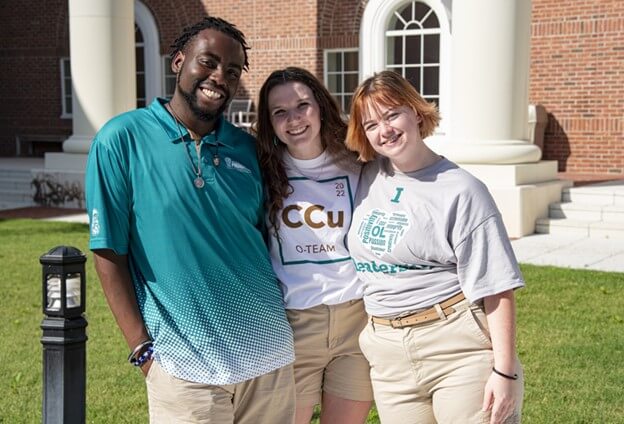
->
[536,218,592,237]
[549,202,600,221]
[0,168,36,209]
[0,188,35,204]
[549,202,624,223]
[0,168,32,179]
[0,177,33,191]
[0,200,34,211]
[590,221,624,239]
[562,184,624,206]
[536,217,624,239]
[603,206,624,222]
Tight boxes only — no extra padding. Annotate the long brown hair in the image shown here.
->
[256,67,357,234]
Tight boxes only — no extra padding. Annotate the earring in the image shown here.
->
[273,136,279,146]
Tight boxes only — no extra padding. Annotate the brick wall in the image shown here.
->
[2,0,622,176]
[530,0,624,174]
[202,0,319,102]
[317,0,366,73]
[145,0,328,107]
[0,0,72,156]
[143,0,363,110]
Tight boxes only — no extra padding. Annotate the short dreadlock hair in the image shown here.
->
[169,16,250,71]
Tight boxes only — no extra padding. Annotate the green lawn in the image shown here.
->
[0,219,622,423]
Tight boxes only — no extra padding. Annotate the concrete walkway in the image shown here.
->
[510,233,624,273]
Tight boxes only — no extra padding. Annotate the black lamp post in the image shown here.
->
[40,246,88,424]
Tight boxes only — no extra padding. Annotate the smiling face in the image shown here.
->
[361,102,423,164]
[268,81,323,160]
[172,28,245,122]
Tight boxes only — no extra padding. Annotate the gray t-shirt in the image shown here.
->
[347,157,525,316]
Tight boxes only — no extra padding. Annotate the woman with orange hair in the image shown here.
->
[346,71,525,424]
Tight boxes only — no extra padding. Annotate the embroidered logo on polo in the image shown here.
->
[91,209,100,236]
[224,157,251,174]
[277,176,353,265]
[356,208,410,257]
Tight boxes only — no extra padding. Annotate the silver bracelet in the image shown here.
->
[127,339,153,364]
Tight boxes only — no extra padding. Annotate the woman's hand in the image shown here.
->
[482,371,517,423]
[483,290,520,424]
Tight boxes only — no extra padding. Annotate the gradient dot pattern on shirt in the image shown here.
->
[133,258,295,385]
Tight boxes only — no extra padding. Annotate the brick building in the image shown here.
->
[1,0,622,175]
[530,0,623,175]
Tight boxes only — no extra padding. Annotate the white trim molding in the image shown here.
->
[134,0,162,103]
[323,48,359,113]
[360,0,452,134]
[60,58,73,118]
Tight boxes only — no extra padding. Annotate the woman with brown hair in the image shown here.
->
[346,70,525,424]
[255,67,373,424]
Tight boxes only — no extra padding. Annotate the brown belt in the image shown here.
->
[371,292,466,328]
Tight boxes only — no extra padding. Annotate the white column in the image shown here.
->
[63,0,136,154]
[429,0,541,164]
[426,0,569,238]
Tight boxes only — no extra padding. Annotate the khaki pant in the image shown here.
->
[359,301,524,423]
[146,360,295,423]
[287,299,373,407]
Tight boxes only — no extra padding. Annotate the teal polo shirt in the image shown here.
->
[86,98,294,385]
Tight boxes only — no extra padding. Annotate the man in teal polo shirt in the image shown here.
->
[85,16,295,423]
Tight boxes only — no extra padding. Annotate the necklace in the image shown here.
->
[166,103,221,168]
[167,104,206,189]
[287,150,328,182]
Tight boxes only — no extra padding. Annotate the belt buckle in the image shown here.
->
[390,317,404,328]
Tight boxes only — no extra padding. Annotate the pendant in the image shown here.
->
[212,155,220,167]
[194,177,205,189]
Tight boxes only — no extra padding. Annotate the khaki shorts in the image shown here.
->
[145,360,295,423]
[286,299,373,407]
[359,300,524,424]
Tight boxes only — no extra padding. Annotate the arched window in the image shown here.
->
[324,49,359,113]
[134,0,162,106]
[386,1,441,108]
[135,24,146,108]
[360,0,451,134]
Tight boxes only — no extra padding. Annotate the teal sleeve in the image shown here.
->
[85,135,131,255]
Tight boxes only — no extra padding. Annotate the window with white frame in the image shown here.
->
[135,24,146,108]
[135,0,162,105]
[386,1,441,108]
[60,58,72,118]
[162,56,176,99]
[324,49,359,113]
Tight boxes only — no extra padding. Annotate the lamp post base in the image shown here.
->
[41,316,88,424]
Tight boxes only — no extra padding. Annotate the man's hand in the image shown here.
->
[93,250,152,368]
[140,357,154,377]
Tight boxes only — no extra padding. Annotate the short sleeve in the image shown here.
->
[85,135,131,254]
[455,214,525,302]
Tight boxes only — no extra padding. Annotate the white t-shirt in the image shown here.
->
[268,150,364,309]
[348,157,525,316]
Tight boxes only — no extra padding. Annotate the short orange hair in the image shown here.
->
[346,71,441,162]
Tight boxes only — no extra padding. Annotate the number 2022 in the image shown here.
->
[335,182,345,197]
